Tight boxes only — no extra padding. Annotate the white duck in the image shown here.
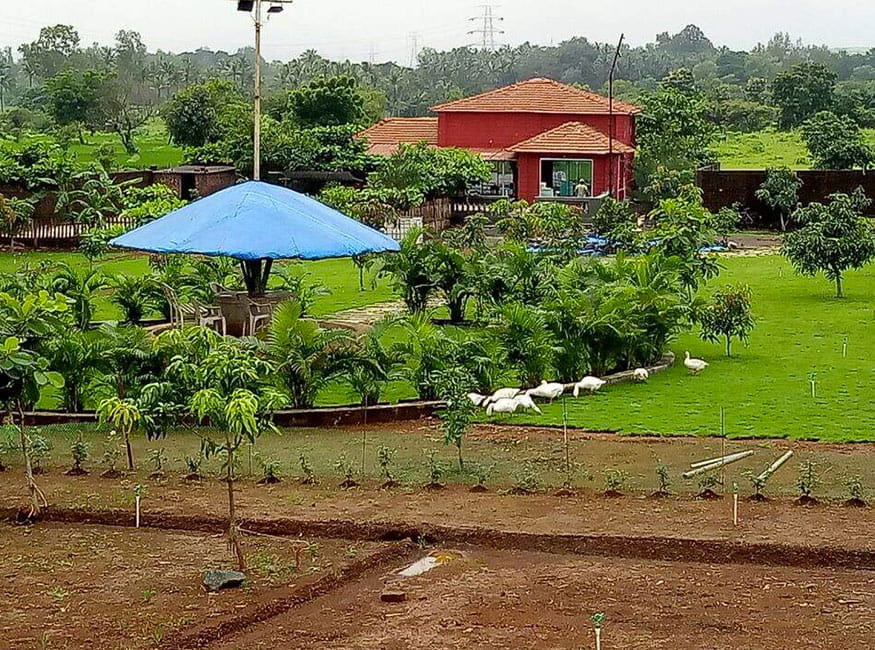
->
[573,376,606,397]
[684,351,709,374]
[485,397,520,416]
[512,393,543,414]
[467,392,488,407]
[484,387,521,405]
[526,380,565,402]
[632,368,650,382]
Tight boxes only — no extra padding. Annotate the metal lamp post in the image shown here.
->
[236,0,294,180]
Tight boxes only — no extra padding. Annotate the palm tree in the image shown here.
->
[42,330,105,412]
[263,301,353,408]
[50,263,107,330]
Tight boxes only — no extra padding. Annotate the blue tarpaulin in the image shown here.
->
[110,180,400,260]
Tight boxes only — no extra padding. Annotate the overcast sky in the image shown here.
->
[1,0,872,63]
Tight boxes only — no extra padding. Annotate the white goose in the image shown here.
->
[467,392,488,407]
[526,380,565,402]
[632,368,650,382]
[573,376,606,397]
[484,387,521,405]
[684,351,709,375]
[485,397,520,415]
[512,393,543,414]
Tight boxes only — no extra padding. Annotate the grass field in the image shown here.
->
[3,249,874,441]
[712,128,875,169]
[11,120,184,170]
[508,254,875,442]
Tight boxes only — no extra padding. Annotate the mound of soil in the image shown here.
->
[148,471,166,480]
[380,479,400,490]
[424,482,445,491]
[257,476,282,485]
[553,487,577,497]
[796,495,819,506]
[100,469,123,479]
[183,473,202,482]
[64,467,88,476]
[507,486,533,495]
[648,490,671,500]
[602,489,624,498]
[696,489,722,500]
[843,497,868,508]
[748,493,769,503]
[469,484,488,493]
[339,478,359,489]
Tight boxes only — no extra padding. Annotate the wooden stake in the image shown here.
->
[732,482,739,526]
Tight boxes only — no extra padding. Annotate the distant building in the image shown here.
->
[356,78,639,202]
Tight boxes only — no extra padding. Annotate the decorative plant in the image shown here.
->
[28,434,52,475]
[471,462,495,492]
[698,284,755,357]
[744,470,768,501]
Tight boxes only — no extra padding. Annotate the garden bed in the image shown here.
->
[212,546,874,649]
[0,521,397,649]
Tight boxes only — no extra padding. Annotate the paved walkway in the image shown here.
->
[319,300,406,332]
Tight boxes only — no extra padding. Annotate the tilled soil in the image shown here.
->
[211,547,875,649]
[0,523,390,650]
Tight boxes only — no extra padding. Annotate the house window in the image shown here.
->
[539,159,593,198]
[473,161,515,196]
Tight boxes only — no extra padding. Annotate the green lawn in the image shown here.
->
[712,128,875,170]
[11,120,184,170]
[506,254,875,442]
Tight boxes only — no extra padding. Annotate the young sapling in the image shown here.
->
[795,460,821,505]
[335,455,357,489]
[843,474,867,508]
[100,432,123,479]
[376,445,398,489]
[184,454,204,481]
[424,450,446,490]
[66,435,89,476]
[603,468,629,497]
[696,471,722,500]
[509,461,541,495]
[651,462,671,498]
[470,462,496,493]
[147,447,168,478]
[298,453,316,485]
[257,456,283,485]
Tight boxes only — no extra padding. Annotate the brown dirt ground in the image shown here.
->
[0,522,389,650]
[212,546,875,650]
[0,467,872,554]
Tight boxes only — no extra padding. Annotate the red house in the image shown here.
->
[357,78,639,202]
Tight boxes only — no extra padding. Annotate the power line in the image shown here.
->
[467,4,504,51]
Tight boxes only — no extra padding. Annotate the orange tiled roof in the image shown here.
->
[432,78,641,115]
[355,117,438,155]
[508,121,635,155]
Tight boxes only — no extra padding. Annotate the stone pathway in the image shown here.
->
[319,300,406,332]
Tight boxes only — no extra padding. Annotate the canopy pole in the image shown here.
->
[240,258,271,296]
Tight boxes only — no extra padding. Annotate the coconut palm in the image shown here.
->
[50,263,107,330]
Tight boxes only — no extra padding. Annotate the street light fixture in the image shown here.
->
[233,0,294,180]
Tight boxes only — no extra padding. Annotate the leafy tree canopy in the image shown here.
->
[771,62,836,129]
[801,111,874,169]
[288,75,364,127]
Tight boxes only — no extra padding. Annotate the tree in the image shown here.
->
[44,70,106,143]
[99,74,153,155]
[782,190,875,297]
[163,80,245,148]
[771,63,836,129]
[0,291,67,519]
[288,75,365,127]
[50,262,107,329]
[698,284,755,356]
[0,336,64,518]
[96,397,140,471]
[801,111,874,170]
[433,367,477,472]
[755,167,802,231]
[18,25,81,81]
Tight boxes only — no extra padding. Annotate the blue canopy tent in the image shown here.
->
[110,180,400,295]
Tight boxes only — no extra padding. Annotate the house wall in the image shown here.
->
[515,152,633,202]
[437,111,636,150]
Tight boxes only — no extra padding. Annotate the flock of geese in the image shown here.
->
[468,351,710,415]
